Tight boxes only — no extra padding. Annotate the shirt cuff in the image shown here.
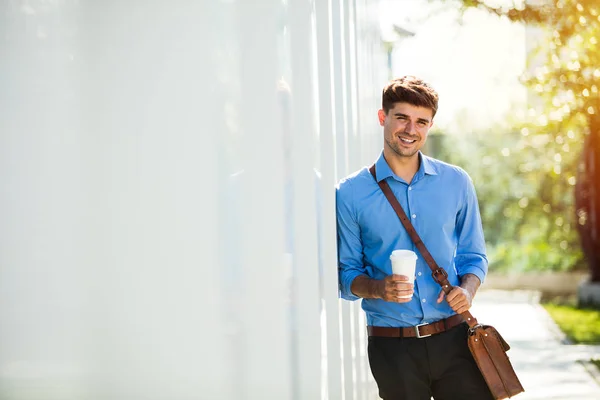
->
[340,271,364,301]
[459,266,486,285]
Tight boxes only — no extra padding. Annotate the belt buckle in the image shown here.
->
[415,323,431,339]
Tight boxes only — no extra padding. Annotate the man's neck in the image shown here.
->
[383,148,420,184]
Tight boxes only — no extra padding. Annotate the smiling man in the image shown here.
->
[336,76,492,399]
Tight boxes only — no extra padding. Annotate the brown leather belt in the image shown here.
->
[367,314,464,339]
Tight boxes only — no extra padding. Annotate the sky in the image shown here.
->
[379,0,529,134]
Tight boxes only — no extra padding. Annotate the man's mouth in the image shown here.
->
[399,137,416,144]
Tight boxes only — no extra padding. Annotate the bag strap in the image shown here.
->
[369,164,479,329]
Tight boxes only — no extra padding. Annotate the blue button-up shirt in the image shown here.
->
[336,151,488,327]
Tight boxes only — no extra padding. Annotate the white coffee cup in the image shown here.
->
[390,250,418,298]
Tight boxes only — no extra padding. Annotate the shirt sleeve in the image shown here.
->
[455,173,488,284]
[336,180,366,301]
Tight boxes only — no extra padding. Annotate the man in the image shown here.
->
[336,76,492,399]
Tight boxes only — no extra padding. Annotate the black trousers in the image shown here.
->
[367,322,494,400]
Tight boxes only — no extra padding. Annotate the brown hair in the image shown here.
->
[381,76,439,117]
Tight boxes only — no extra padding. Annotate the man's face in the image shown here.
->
[379,102,434,159]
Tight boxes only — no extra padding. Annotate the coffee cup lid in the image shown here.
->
[390,249,417,260]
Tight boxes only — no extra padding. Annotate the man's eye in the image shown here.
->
[417,122,426,126]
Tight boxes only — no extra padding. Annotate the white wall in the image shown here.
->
[0,1,387,399]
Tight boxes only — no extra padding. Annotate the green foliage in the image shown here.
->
[543,303,600,344]
[438,0,600,273]
[434,128,585,273]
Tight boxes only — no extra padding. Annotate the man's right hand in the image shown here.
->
[377,275,414,303]
[350,274,414,302]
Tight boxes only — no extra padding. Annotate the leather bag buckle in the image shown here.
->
[431,268,448,284]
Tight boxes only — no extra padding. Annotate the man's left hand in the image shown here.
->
[436,286,473,314]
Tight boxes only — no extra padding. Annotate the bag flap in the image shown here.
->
[482,325,510,352]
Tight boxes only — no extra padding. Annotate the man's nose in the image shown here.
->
[404,120,415,134]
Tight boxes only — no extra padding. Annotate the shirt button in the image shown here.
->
[418,272,422,276]
[408,187,412,191]
[412,214,416,219]
[422,299,427,303]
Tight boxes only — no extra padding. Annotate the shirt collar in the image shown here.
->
[374,151,438,183]
[421,153,438,176]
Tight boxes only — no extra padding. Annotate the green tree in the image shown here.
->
[434,125,584,273]
[453,0,600,278]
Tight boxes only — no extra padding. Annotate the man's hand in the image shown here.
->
[379,275,414,303]
[436,273,481,314]
[436,286,472,314]
[350,274,413,303]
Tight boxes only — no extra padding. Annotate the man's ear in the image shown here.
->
[377,109,386,126]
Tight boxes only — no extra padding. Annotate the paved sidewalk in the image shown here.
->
[471,290,600,400]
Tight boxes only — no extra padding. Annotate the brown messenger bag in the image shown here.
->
[369,164,524,399]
